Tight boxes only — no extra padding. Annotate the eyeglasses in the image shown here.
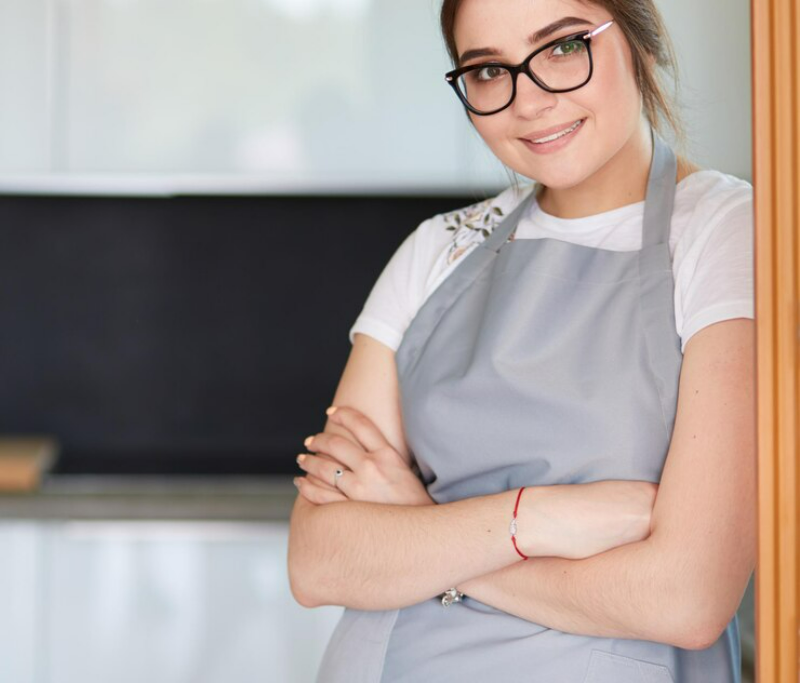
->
[445,20,615,116]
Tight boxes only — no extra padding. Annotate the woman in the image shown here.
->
[288,0,756,681]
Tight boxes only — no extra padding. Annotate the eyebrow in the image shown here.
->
[458,16,595,65]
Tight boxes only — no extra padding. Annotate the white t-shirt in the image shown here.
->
[349,170,754,355]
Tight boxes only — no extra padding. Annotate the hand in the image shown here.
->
[518,480,659,560]
[295,406,435,507]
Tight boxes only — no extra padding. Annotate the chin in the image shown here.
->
[497,145,587,189]
[515,164,588,190]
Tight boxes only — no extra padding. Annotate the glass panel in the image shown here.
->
[0,0,50,173]
[55,0,508,191]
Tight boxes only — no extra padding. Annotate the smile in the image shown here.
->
[531,119,584,143]
[521,118,586,154]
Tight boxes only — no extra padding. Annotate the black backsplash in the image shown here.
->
[0,193,485,475]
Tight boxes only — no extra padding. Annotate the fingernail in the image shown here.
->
[296,454,306,464]
[326,406,338,416]
[304,436,314,447]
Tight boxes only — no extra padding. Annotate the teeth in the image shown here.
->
[532,119,582,144]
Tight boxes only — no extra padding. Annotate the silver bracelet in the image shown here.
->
[439,587,465,607]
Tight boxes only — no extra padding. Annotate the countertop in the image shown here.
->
[0,475,298,520]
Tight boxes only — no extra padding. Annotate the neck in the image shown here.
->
[536,118,654,219]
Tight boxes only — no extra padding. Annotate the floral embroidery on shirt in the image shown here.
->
[443,200,507,266]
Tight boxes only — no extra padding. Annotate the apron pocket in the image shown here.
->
[581,649,676,683]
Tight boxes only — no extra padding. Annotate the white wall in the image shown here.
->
[657,0,752,180]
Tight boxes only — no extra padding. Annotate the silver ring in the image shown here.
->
[333,468,345,488]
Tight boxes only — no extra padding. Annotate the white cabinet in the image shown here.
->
[0,521,342,683]
[0,523,40,683]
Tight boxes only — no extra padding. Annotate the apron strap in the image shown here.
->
[480,188,537,254]
[642,128,678,248]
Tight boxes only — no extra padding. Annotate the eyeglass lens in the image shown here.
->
[456,38,590,113]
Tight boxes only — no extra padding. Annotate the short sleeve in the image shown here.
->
[347,187,527,351]
[348,218,433,351]
[678,195,755,353]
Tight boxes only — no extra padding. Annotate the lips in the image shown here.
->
[519,117,586,155]
[524,118,586,143]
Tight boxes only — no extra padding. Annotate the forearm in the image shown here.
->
[454,534,700,649]
[289,490,526,610]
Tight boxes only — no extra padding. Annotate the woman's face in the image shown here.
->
[453,0,644,189]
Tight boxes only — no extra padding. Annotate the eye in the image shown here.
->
[474,65,508,82]
[550,40,586,57]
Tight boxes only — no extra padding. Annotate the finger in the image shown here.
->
[297,454,350,490]
[295,475,347,504]
[296,453,340,492]
[325,406,391,453]
[304,431,366,472]
[307,470,341,493]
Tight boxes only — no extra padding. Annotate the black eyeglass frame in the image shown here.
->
[444,20,615,116]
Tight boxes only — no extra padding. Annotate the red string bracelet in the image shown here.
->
[510,486,530,560]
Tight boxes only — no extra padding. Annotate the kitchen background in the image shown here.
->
[0,0,754,681]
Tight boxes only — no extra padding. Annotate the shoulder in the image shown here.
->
[671,168,753,258]
[676,169,752,223]
[673,168,754,258]
[414,184,537,267]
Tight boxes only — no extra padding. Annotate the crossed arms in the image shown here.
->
[288,319,756,651]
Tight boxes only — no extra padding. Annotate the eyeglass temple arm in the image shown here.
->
[586,19,614,39]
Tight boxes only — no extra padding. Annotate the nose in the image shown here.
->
[511,70,558,119]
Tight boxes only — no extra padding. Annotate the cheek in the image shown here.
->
[469,114,517,152]
[590,44,642,124]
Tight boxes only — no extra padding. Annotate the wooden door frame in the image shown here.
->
[751,0,799,681]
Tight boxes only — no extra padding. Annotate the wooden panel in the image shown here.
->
[751,0,800,681]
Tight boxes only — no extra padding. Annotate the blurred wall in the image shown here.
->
[0,0,751,193]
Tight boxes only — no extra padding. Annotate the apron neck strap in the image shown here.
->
[642,128,678,247]
[481,189,537,253]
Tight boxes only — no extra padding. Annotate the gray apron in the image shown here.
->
[317,130,741,683]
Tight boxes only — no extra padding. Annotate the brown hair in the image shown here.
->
[440,0,689,156]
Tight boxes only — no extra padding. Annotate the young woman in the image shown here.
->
[288,1,756,681]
